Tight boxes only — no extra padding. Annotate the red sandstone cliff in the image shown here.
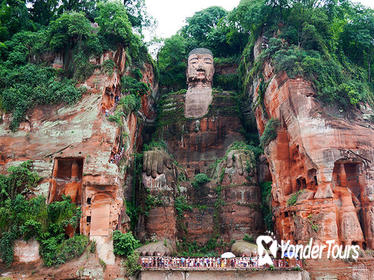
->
[248,37,374,279]
[0,47,156,277]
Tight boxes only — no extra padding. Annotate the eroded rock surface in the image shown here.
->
[0,47,155,270]
[249,52,374,249]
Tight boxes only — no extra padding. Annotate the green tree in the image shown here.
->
[206,18,247,57]
[181,6,227,51]
[113,230,140,257]
[123,0,154,34]
[0,0,33,42]
[340,5,374,82]
[48,11,93,52]
[56,0,98,19]
[0,161,40,204]
[157,35,187,90]
[229,0,271,37]
[27,0,59,26]
[95,1,132,48]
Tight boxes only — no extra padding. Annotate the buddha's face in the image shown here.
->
[187,53,214,86]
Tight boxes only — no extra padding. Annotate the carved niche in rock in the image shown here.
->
[48,157,84,204]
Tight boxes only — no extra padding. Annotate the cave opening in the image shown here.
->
[332,160,362,198]
[49,157,85,234]
[296,177,306,191]
[55,158,84,180]
[307,168,318,188]
[50,157,84,203]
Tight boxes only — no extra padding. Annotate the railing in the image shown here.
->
[139,257,303,270]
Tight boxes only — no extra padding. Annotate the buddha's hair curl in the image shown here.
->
[188,48,213,57]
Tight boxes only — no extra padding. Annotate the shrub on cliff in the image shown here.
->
[143,140,168,152]
[0,195,83,266]
[124,251,141,276]
[41,235,89,267]
[175,196,193,218]
[191,173,211,190]
[260,118,280,148]
[260,181,273,231]
[287,190,304,206]
[107,93,141,125]
[0,161,40,202]
[0,63,84,131]
[121,75,150,96]
[113,230,140,257]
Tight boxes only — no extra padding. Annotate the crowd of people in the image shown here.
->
[139,256,303,270]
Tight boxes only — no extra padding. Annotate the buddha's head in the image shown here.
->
[187,48,214,88]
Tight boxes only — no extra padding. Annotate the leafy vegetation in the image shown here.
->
[112,230,140,257]
[287,190,304,206]
[124,251,142,276]
[214,73,239,90]
[0,162,84,266]
[102,59,116,76]
[243,233,254,243]
[307,214,319,233]
[122,75,150,96]
[260,118,280,148]
[260,181,273,231]
[191,173,211,190]
[126,153,143,232]
[107,93,141,126]
[227,141,263,160]
[41,235,89,267]
[0,62,84,130]
[144,193,164,214]
[177,237,232,257]
[157,35,188,91]
[143,140,168,152]
[0,161,40,202]
[175,196,193,218]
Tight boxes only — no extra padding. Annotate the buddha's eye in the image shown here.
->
[190,59,198,64]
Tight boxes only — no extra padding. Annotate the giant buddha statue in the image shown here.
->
[139,48,264,246]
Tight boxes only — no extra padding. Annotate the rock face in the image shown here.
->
[0,47,156,267]
[13,239,40,263]
[231,240,258,257]
[249,44,374,249]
